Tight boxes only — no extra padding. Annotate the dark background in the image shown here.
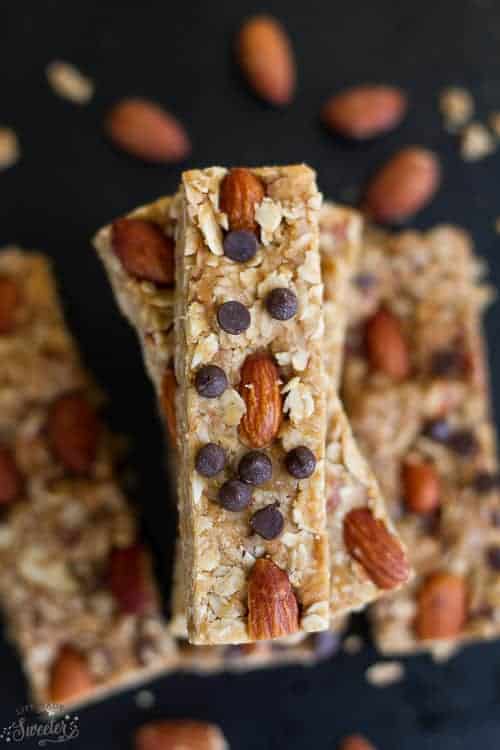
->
[1,0,500,747]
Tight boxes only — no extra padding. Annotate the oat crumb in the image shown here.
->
[439,87,474,131]
[135,689,155,709]
[365,660,404,687]
[0,127,20,170]
[489,112,500,138]
[46,60,94,104]
[342,634,364,654]
[460,122,496,161]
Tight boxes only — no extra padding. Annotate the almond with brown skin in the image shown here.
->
[0,446,22,505]
[0,276,20,334]
[344,507,410,589]
[322,84,407,140]
[239,352,282,448]
[248,558,299,640]
[415,571,467,640]
[160,368,177,443]
[365,308,410,381]
[106,98,190,163]
[237,15,295,106]
[402,461,441,514]
[364,147,440,223]
[48,392,101,475]
[49,645,94,704]
[108,543,158,615]
[220,167,265,234]
[339,735,377,750]
[135,720,228,750]
[112,218,175,285]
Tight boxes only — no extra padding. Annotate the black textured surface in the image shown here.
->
[1,1,500,748]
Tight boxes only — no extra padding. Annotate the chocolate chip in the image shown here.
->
[487,546,500,570]
[449,429,479,457]
[422,418,451,443]
[265,288,298,321]
[195,365,228,398]
[353,272,377,291]
[223,230,258,263]
[473,471,500,494]
[311,631,341,659]
[285,446,317,479]
[218,479,252,511]
[250,503,284,539]
[195,443,226,477]
[238,451,272,485]
[217,301,251,334]
[430,348,466,377]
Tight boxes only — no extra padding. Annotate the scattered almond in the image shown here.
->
[364,147,441,223]
[415,571,468,640]
[49,645,94,704]
[108,543,158,615]
[339,734,376,750]
[46,60,94,104]
[402,461,441,514]
[0,276,20,334]
[322,84,407,139]
[439,87,474,131]
[106,98,191,163]
[0,446,22,505]
[365,660,404,687]
[460,122,496,162]
[135,720,228,750]
[238,352,283,448]
[48,392,101,475]
[220,167,265,233]
[0,128,20,170]
[160,368,177,443]
[237,15,295,106]
[248,558,299,640]
[112,218,175,285]
[365,308,410,381]
[343,507,410,590]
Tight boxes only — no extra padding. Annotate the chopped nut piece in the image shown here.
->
[460,122,496,161]
[365,660,404,687]
[46,60,94,104]
[439,86,474,131]
[0,127,20,170]
[342,634,363,654]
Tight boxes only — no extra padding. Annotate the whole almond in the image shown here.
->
[0,446,22,505]
[48,392,101,475]
[343,507,410,590]
[248,558,299,640]
[160,368,177,443]
[220,167,265,233]
[238,352,282,448]
[49,645,94,704]
[108,543,158,615]
[135,720,228,750]
[402,461,441,514]
[106,98,190,163]
[0,276,20,334]
[415,571,468,640]
[322,85,407,139]
[112,218,175,285]
[237,15,295,106]
[364,147,440,223]
[365,308,410,381]
[339,735,376,750]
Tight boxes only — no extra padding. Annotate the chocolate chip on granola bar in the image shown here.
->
[486,546,500,570]
[285,446,317,479]
[238,451,272,485]
[265,287,298,321]
[250,503,284,539]
[422,418,451,443]
[218,479,253,511]
[449,429,479,457]
[195,365,228,398]
[217,300,251,334]
[353,272,377,291]
[195,443,226,477]
[430,348,466,377]
[0,446,22,505]
[223,230,258,262]
[473,471,500,493]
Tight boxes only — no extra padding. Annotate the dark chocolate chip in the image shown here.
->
[473,471,500,494]
[195,365,228,398]
[217,301,251,335]
[223,230,258,263]
[422,418,452,443]
[285,446,317,479]
[250,503,284,539]
[486,546,500,570]
[311,631,341,659]
[195,443,226,477]
[353,272,377,291]
[238,451,272,485]
[218,479,252,511]
[265,288,298,321]
[430,348,466,377]
[223,644,245,660]
[449,429,479,457]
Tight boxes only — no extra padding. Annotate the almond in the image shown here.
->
[220,167,265,234]
[238,352,282,448]
[365,308,410,381]
[415,571,468,640]
[106,98,190,163]
[135,720,228,750]
[237,15,295,106]
[160,368,177,443]
[108,543,158,615]
[343,507,410,590]
[402,461,441,514]
[112,218,175,285]
[339,735,376,750]
[248,558,299,640]
[49,645,94,704]
[364,147,440,223]
[0,276,20,334]
[0,446,22,505]
[322,84,407,139]
[48,392,101,475]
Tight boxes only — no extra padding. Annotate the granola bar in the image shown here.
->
[343,225,500,655]
[0,249,178,708]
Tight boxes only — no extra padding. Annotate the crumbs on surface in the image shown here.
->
[0,127,20,170]
[439,87,474,131]
[46,60,94,104]
[365,660,404,687]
